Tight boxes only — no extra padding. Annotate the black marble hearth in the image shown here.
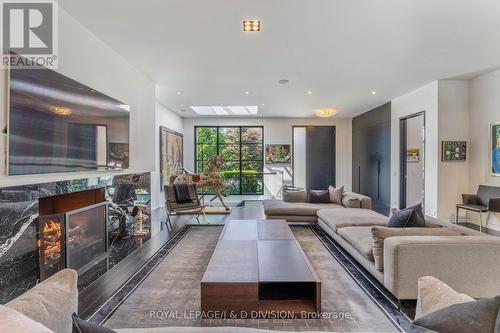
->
[0,172,158,303]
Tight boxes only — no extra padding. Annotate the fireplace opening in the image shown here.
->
[38,188,108,280]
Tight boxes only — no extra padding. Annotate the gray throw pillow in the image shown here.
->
[328,185,344,204]
[308,190,330,203]
[409,296,500,333]
[388,203,425,228]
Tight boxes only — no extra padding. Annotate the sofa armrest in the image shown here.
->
[383,236,500,299]
[487,198,500,212]
[342,192,372,209]
[6,269,78,333]
[461,194,478,205]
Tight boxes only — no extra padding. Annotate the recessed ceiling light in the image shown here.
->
[245,91,250,95]
[315,107,337,118]
[278,79,289,84]
[243,20,260,32]
[371,91,377,95]
[308,90,313,95]
[261,103,265,106]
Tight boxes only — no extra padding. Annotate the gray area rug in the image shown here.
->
[104,226,400,332]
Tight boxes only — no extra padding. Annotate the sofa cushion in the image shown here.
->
[371,227,463,271]
[308,190,331,203]
[317,208,388,232]
[388,204,425,228]
[0,305,54,333]
[415,276,474,319]
[283,190,307,203]
[328,185,344,204]
[337,226,374,261]
[409,296,500,333]
[263,199,342,217]
[6,269,78,333]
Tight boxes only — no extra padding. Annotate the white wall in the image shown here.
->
[0,7,156,188]
[437,80,470,221]
[469,68,500,230]
[182,117,353,198]
[391,81,439,216]
[293,127,307,189]
[151,101,184,208]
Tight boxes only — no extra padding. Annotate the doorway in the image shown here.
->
[292,126,336,190]
[399,112,425,209]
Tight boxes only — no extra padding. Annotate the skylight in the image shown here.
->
[190,106,258,116]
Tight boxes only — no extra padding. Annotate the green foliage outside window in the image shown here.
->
[195,126,264,194]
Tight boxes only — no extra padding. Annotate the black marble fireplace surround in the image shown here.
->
[0,172,154,304]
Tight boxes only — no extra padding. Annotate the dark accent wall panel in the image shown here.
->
[352,103,391,215]
[306,126,336,190]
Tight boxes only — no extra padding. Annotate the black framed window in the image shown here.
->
[195,126,264,195]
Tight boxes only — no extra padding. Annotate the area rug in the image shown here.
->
[104,226,401,332]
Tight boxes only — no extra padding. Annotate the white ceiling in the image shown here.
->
[59,0,500,118]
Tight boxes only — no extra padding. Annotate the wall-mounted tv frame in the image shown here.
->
[6,55,130,175]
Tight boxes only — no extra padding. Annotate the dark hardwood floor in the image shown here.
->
[457,222,500,237]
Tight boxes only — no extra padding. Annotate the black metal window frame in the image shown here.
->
[194,126,264,195]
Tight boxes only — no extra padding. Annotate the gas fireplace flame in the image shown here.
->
[41,219,62,263]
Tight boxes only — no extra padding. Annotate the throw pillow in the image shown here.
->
[371,227,462,271]
[328,185,344,204]
[283,190,307,203]
[415,276,474,319]
[0,305,54,333]
[409,296,500,333]
[387,203,425,228]
[308,190,331,203]
[72,313,116,333]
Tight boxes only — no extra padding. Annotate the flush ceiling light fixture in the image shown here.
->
[371,90,377,95]
[243,20,260,32]
[51,106,72,116]
[315,107,337,118]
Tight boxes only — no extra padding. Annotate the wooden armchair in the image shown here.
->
[164,184,207,229]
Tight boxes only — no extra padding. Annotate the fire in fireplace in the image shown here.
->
[38,188,108,280]
[38,214,65,280]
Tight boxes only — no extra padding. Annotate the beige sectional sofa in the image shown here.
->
[317,208,500,300]
[263,191,372,222]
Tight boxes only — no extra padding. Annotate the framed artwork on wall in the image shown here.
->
[160,127,183,189]
[265,144,291,164]
[442,141,467,161]
[406,148,420,162]
[491,122,500,176]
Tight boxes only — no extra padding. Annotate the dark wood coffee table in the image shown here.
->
[201,220,321,316]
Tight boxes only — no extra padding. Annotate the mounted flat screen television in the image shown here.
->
[7,61,130,175]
